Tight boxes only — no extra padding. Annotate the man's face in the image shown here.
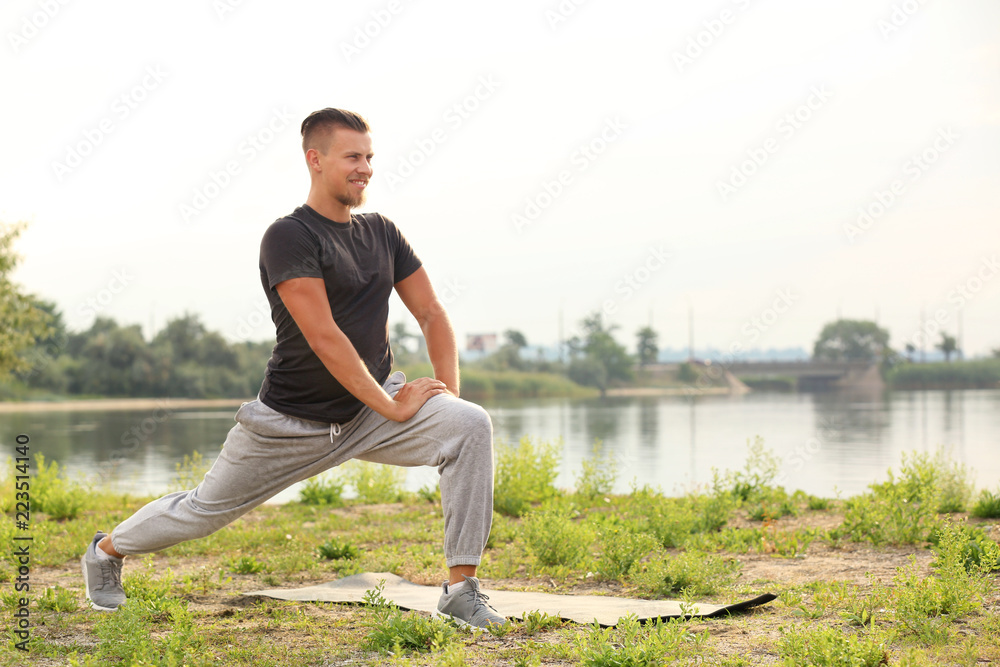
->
[316,128,373,209]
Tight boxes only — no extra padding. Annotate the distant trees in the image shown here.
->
[567,312,633,396]
[0,223,53,379]
[813,319,891,363]
[635,326,658,367]
[391,321,424,365]
[8,312,273,399]
[936,332,958,363]
[495,329,528,370]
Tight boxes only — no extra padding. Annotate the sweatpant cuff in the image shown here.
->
[109,535,133,558]
[446,556,482,567]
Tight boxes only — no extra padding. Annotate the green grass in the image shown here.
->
[1,439,998,666]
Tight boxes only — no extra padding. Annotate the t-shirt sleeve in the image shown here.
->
[260,218,324,289]
[383,215,423,283]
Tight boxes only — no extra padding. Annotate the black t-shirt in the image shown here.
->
[258,205,422,422]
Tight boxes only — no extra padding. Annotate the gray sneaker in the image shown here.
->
[81,531,126,611]
[435,576,506,629]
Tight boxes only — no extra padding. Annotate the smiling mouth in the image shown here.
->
[349,179,368,188]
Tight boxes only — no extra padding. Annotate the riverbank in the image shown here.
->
[0,397,250,413]
[888,358,1000,390]
[3,443,998,665]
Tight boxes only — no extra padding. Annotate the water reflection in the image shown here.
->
[2,389,998,500]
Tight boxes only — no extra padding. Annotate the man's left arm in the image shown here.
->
[394,267,460,396]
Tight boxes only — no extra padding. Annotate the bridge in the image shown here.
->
[723,360,884,391]
[640,360,885,392]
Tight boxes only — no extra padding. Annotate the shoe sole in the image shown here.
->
[433,608,504,630]
[80,554,120,612]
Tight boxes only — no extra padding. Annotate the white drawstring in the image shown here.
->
[329,422,342,443]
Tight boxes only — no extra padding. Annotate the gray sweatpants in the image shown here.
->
[110,372,494,568]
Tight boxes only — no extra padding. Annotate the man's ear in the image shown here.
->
[305,148,321,172]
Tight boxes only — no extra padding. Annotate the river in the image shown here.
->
[2,389,998,502]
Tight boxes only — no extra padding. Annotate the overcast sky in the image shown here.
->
[3,0,998,358]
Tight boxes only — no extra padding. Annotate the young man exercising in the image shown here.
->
[81,108,504,628]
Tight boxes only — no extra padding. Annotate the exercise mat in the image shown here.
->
[245,572,776,626]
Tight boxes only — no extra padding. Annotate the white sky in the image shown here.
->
[2,0,999,357]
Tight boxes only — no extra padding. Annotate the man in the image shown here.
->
[81,108,504,629]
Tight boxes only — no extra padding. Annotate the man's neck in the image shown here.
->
[304,194,352,223]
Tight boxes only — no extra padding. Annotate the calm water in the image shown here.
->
[2,389,999,502]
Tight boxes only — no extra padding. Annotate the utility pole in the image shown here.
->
[688,301,694,362]
[558,306,564,364]
[958,310,964,361]
[920,305,926,363]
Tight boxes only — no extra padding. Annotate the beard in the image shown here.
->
[335,188,366,210]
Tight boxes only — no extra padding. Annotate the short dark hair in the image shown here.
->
[301,108,370,153]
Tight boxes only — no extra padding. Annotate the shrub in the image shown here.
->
[168,449,213,494]
[494,437,561,517]
[806,494,831,510]
[344,461,406,504]
[832,450,967,546]
[596,526,658,581]
[31,454,84,520]
[520,610,565,636]
[316,539,360,561]
[778,625,890,667]
[575,440,617,499]
[576,614,707,666]
[630,549,740,597]
[227,555,266,574]
[640,493,734,548]
[890,522,998,643]
[37,586,78,612]
[521,506,593,568]
[299,471,346,506]
[712,436,780,502]
[928,523,1000,573]
[970,489,1000,518]
[362,580,456,654]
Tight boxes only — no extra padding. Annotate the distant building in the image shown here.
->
[466,333,498,354]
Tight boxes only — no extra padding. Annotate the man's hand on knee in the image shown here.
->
[391,377,448,421]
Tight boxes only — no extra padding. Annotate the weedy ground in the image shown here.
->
[1,438,999,666]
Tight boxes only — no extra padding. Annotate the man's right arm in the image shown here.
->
[275,276,446,422]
